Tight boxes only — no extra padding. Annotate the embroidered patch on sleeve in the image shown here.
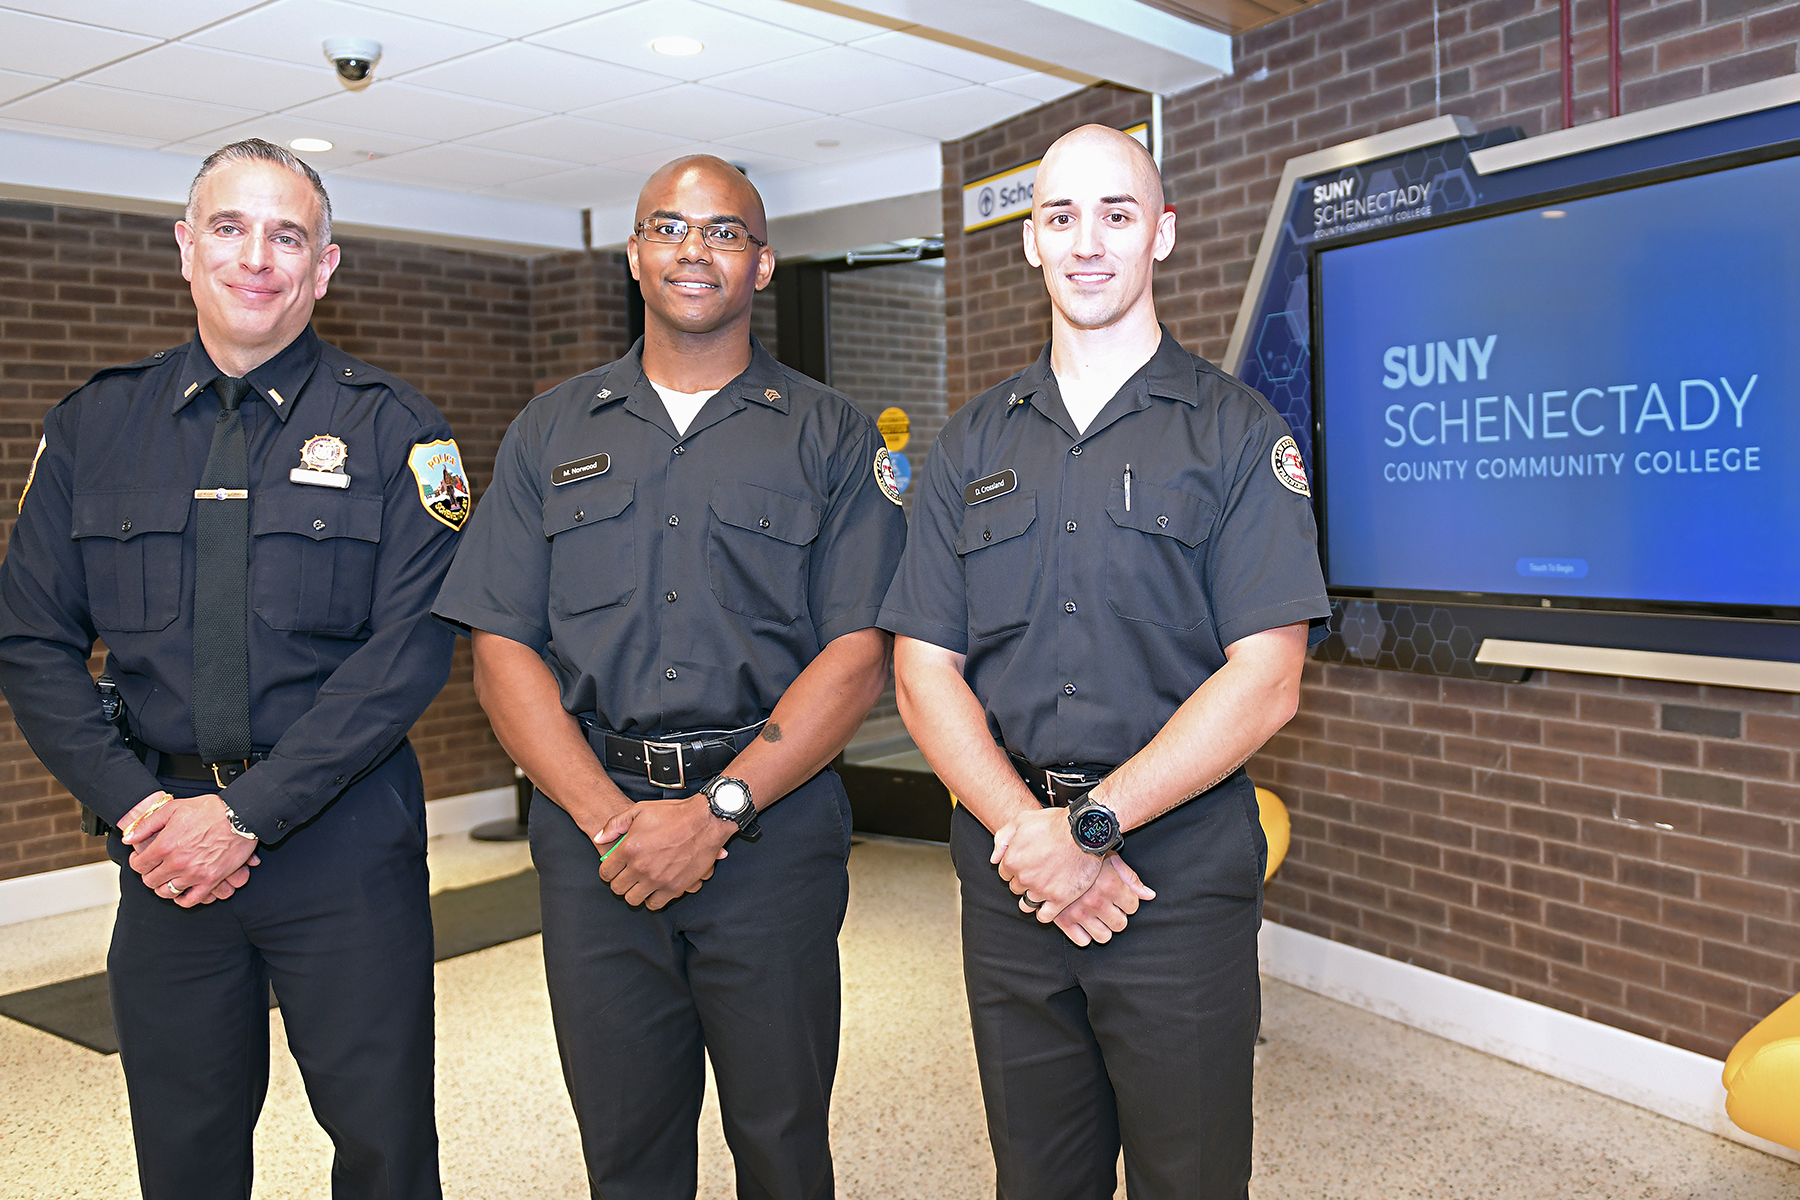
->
[409,439,472,530]
[1271,435,1310,497]
[873,447,904,505]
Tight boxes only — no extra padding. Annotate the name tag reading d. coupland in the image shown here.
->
[552,453,610,486]
[964,469,1017,505]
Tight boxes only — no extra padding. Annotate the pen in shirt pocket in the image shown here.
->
[1123,463,1132,511]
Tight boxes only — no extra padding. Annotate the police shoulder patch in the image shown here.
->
[873,447,903,505]
[409,439,472,530]
[1271,434,1310,497]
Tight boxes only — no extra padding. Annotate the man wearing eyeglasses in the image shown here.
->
[432,155,906,1199]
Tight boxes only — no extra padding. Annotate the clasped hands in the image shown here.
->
[116,791,260,908]
[591,794,733,910]
[991,805,1154,947]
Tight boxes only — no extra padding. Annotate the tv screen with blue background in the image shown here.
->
[1313,151,1800,616]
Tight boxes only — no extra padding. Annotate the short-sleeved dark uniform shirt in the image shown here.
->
[0,326,463,836]
[878,329,1330,768]
[432,337,907,735]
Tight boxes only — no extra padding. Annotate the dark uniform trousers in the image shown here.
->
[106,742,439,1200]
[949,774,1268,1200]
[530,765,855,1200]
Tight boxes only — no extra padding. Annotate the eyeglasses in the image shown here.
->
[634,217,766,252]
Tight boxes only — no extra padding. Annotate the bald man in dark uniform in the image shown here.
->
[433,156,907,1200]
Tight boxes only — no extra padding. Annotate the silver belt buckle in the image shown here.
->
[642,740,687,790]
[1044,768,1091,807]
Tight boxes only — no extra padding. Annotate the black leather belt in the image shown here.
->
[590,722,763,791]
[149,749,270,789]
[1008,753,1111,808]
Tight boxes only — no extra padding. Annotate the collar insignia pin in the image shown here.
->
[597,388,611,400]
[765,388,781,402]
[290,434,352,490]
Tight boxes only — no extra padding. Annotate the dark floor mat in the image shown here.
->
[0,868,542,1055]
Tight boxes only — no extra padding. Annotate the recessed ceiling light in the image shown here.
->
[650,35,703,55]
[1542,209,1566,218]
[815,138,840,148]
[289,137,333,153]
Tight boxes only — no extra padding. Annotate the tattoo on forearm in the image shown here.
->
[1148,752,1255,822]
[760,722,782,743]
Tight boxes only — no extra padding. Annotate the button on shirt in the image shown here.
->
[877,329,1330,768]
[432,337,907,736]
[0,326,463,834]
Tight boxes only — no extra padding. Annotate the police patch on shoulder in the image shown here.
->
[873,448,904,505]
[409,439,472,530]
[1271,435,1310,497]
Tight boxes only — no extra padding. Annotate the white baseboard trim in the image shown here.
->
[1259,921,1799,1163]
[0,787,522,928]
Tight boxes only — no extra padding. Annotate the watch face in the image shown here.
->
[1072,806,1116,851]
[712,781,749,815]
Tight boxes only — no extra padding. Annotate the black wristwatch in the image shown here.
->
[703,775,762,842]
[1067,795,1123,856]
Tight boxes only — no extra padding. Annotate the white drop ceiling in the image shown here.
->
[0,0,1235,249]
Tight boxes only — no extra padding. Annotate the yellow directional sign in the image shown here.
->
[877,407,910,452]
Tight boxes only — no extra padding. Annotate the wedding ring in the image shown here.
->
[163,881,184,898]
[1020,895,1045,911]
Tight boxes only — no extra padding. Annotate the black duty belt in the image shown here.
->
[589,722,764,791]
[1008,752,1111,808]
[141,746,270,789]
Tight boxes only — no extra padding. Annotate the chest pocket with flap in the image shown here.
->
[954,491,1037,640]
[708,481,821,625]
[545,479,636,618]
[252,490,383,633]
[1104,481,1214,630]
[72,489,189,633]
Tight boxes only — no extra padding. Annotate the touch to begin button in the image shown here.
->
[1516,557,1588,579]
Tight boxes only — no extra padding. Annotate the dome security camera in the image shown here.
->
[323,38,382,85]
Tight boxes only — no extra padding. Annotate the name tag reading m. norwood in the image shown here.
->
[964,469,1017,505]
[552,453,610,486]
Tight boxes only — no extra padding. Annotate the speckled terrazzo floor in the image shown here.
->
[2,833,1795,1199]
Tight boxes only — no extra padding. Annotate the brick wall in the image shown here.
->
[939,0,1800,1055]
[0,201,631,880]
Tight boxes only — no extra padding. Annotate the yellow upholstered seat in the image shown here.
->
[1255,787,1290,882]
[1723,992,1800,1152]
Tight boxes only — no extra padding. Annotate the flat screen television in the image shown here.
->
[1309,145,1800,623]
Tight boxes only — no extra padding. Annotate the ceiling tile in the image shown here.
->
[576,84,816,144]
[333,143,575,189]
[848,85,1034,142]
[0,115,166,151]
[602,140,807,178]
[0,0,256,39]
[197,113,431,160]
[718,116,929,166]
[351,0,638,39]
[0,9,157,78]
[536,0,827,80]
[396,42,678,114]
[460,116,688,167]
[186,0,501,77]
[846,31,1024,84]
[693,0,888,44]
[85,43,340,111]
[0,67,56,107]
[0,82,257,145]
[486,164,645,210]
[988,72,1087,104]
[288,80,547,142]
[707,46,964,113]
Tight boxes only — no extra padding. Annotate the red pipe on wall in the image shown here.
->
[1561,0,1575,129]
[1609,0,1623,117]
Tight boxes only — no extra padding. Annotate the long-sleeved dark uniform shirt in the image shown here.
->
[432,337,907,735]
[878,329,1331,769]
[0,326,462,838]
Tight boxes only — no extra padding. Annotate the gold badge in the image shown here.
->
[291,434,351,489]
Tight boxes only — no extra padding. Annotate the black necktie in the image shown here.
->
[192,375,252,766]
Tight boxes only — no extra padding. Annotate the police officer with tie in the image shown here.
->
[879,125,1331,1199]
[0,139,462,1199]
[431,155,906,1199]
